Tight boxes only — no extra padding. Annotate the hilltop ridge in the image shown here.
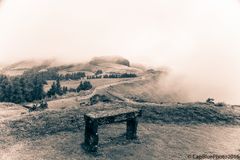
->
[0,56,143,76]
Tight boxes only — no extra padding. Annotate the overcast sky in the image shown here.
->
[0,0,240,103]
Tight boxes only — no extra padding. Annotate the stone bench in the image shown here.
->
[83,107,142,152]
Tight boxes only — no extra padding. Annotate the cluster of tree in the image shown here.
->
[0,66,91,103]
[0,74,45,104]
[76,81,92,92]
[86,75,102,79]
[0,74,92,103]
[86,73,137,79]
[47,80,92,98]
[58,72,85,80]
[47,79,64,97]
[24,67,86,81]
[23,67,59,81]
[104,73,137,78]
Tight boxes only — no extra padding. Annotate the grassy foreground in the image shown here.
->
[0,102,240,160]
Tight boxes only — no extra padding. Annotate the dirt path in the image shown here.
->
[1,72,240,160]
[46,76,146,109]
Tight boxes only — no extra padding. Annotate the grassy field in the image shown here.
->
[1,69,240,160]
[44,78,131,92]
[1,124,240,160]
[0,102,240,160]
[0,103,27,122]
[107,75,187,104]
[43,77,140,110]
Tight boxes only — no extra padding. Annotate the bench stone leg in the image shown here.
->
[84,118,91,146]
[126,117,138,140]
[84,119,99,152]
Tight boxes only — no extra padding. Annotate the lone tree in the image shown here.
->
[47,82,57,97]
[47,79,63,97]
[55,79,63,96]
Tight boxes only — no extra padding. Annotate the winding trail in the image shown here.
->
[46,76,147,109]
[77,76,145,101]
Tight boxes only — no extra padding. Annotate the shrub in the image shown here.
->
[206,98,215,104]
[215,102,226,107]
[90,94,111,105]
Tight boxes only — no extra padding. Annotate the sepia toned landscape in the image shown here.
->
[1,0,240,159]
[0,56,239,160]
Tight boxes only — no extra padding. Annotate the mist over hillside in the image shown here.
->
[0,0,240,104]
[0,55,238,105]
[1,1,240,159]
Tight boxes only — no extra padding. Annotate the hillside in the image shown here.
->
[0,57,240,160]
[89,56,130,66]
[0,101,240,160]
[0,59,61,76]
[0,56,143,77]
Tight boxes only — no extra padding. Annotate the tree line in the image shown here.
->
[0,67,136,104]
[58,72,85,80]
[87,70,137,79]
[104,73,137,78]
[24,67,86,81]
[0,72,92,104]
[87,73,137,79]
[24,67,137,81]
[0,74,45,103]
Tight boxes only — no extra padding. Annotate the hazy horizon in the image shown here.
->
[0,0,240,104]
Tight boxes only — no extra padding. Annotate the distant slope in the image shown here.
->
[89,56,130,66]
[0,59,61,76]
[106,72,187,104]
[63,56,143,75]
[0,56,144,76]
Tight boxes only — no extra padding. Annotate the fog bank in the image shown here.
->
[0,0,240,104]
